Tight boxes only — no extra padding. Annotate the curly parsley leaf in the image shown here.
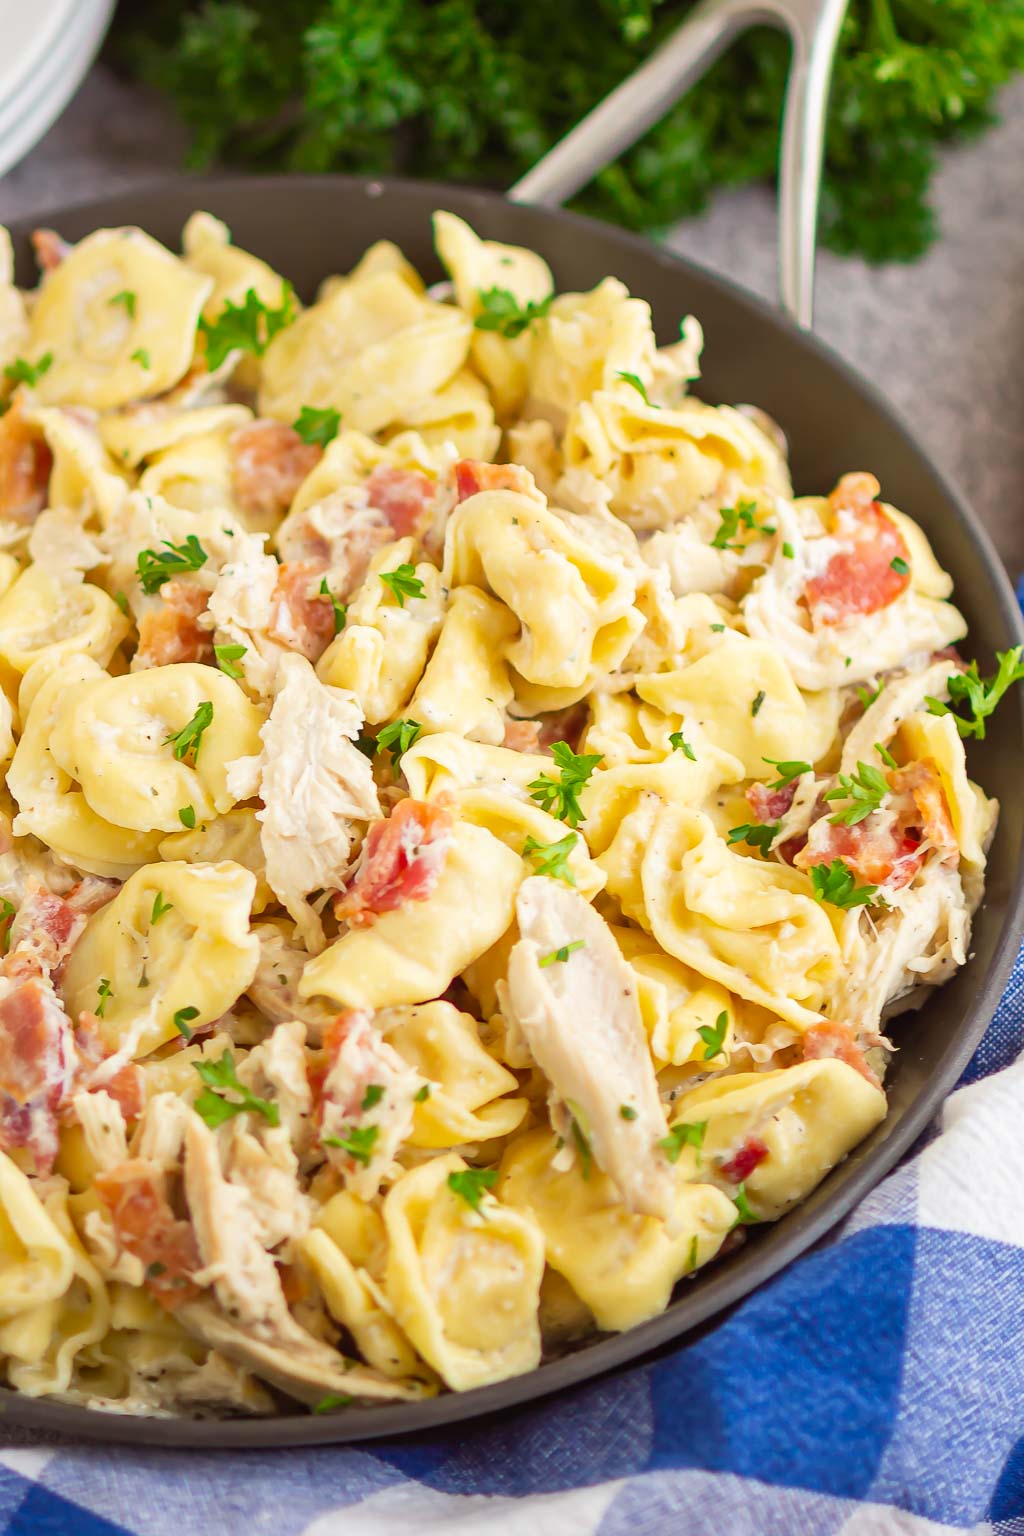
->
[528,741,602,829]
[762,756,811,788]
[810,859,879,909]
[323,1124,379,1166]
[659,1119,707,1164]
[174,1006,200,1041]
[150,890,173,925]
[318,577,346,634]
[379,563,425,607]
[376,717,422,763]
[109,289,137,318]
[825,760,889,825]
[314,1393,354,1414]
[669,731,696,760]
[446,1166,498,1213]
[616,370,656,406]
[926,648,1024,741]
[711,499,774,551]
[293,404,341,446]
[3,352,52,388]
[727,822,778,854]
[474,286,552,339]
[165,701,214,763]
[198,282,296,370]
[136,535,208,594]
[95,978,113,1019]
[732,1181,759,1228]
[193,1052,280,1127]
[697,1010,728,1061]
[214,642,247,679]
[523,831,577,884]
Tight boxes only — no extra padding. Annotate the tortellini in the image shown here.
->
[0,565,129,680]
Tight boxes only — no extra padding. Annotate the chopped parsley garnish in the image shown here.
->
[727,822,778,854]
[376,717,422,763]
[697,1010,729,1061]
[194,1052,280,1127]
[3,352,52,387]
[198,282,296,371]
[570,1114,593,1180]
[473,286,552,339]
[165,701,214,763]
[136,535,208,594]
[875,740,898,769]
[686,1234,700,1274]
[711,499,774,551]
[538,940,585,968]
[151,890,173,925]
[619,1104,638,1121]
[178,805,197,829]
[293,405,341,447]
[522,831,577,885]
[658,1119,707,1164]
[314,1394,354,1414]
[361,1083,384,1111]
[323,1124,379,1165]
[732,1182,759,1227]
[890,555,910,575]
[669,732,696,760]
[925,647,1024,741]
[825,760,888,825]
[379,563,425,607]
[131,349,151,369]
[782,541,795,559]
[214,642,247,679]
[446,1166,498,1212]
[318,577,346,634]
[173,1006,200,1040]
[0,898,13,954]
[527,741,602,828]
[109,289,136,318]
[710,623,726,633]
[810,859,879,909]
[96,978,113,1018]
[762,756,811,788]
[414,1083,431,1102]
[856,681,883,710]
[751,690,766,717]
[112,590,130,615]
[616,370,656,406]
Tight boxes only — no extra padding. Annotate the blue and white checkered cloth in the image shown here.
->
[0,948,1021,1536]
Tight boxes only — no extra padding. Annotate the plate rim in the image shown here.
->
[2,172,1023,1449]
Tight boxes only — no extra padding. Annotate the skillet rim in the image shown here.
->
[1,172,1022,1449]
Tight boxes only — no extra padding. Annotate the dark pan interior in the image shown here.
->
[3,176,1022,1448]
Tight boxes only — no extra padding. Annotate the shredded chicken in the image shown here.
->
[246,923,338,1044]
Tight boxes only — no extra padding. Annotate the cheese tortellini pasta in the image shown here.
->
[0,207,1000,1423]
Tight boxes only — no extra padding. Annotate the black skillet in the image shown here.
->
[2,167,1022,1447]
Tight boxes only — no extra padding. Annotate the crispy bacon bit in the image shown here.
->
[803,1021,880,1088]
[747,781,797,823]
[719,1136,769,1184]
[888,760,958,857]
[366,465,437,538]
[0,400,52,523]
[269,559,337,660]
[31,228,70,273]
[71,1015,143,1122]
[95,1161,201,1309]
[0,978,73,1173]
[319,1010,379,1123]
[65,876,120,918]
[503,718,543,753]
[231,420,322,524]
[135,578,212,668]
[805,473,911,625]
[7,888,87,983]
[334,799,453,928]
[454,459,534,503]
[796,817,923,890]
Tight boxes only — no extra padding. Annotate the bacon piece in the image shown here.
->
[135,578,212,668]
[31,229,70,273]
[503,718,542,753]
[230,420,322,525]
[796,817,923,891]
[95,1160,201,1310]
[454,460,534,503]
[537,703,589,753]
[72,1015,145,1123]
[0,400,52,522]
[334,799,453,928]
[269,559,337,660]
[805,473,911,625]
[0,978,73,1173]
[6,888,87,983]
[888,760,958,857]
[65,876,120,918]
[366,465,437,538]
[719,1135,769,1184]
[317,1008,418,1189]
[803,1021,880,1088]
[746,781,797,823]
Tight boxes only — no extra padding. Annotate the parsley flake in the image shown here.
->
[473,286,552,339]
[131,349,151,369]
[825,760,888,825]
[165,701,214,763]
[318,577,346,634]
[0,898,13,954]
[732,1182,759,1227]
[214,642,247,679]
[782,541,795,558]
[151,891,173,925]
[174,1006,200,1040]
[925,647,1024,741]
[751,690,766,717]
[686,1234,700,1274]
[669,731,696,760]
[810,859,879,909]
[697,1010,729,1061]
[619,1104,638,1121]
[95,979,113,1018]
[522,831,577,884]
[361,1083,384,1111]
[379,563,425,606]
[527,741,602,828]
[293,405,341,447]
[711,499,773,550]
[198,283,296,371]
[570,1113,593,1179]
[538,940,585,968]
[136,535,208,594]
[856,681,883,710]
[890,555,910,575]
[112,590,130,616]
[109,289,136,318]
[447,1167,498,1212]
[376,717,422,763]
[616,370,656,406]
[762,756,811,788]
[658,1119,707,1164]
[414,1083,431,1103]
[875,740,898,769]
[727,822,778,854]
[178,805,196,829]
[323,1124,379,1165]
[194,1052,280,1126]
[314,1394,354,1414]
[3,353,52,388]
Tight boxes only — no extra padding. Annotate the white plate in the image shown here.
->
[0,0,74,113]
[0,0,115,179]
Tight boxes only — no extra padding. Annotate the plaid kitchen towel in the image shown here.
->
[0,951,1022,1536]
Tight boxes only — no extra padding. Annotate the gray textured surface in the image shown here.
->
[1,63,1022,571]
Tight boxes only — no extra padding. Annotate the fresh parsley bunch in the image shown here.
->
[111,0,1022,263]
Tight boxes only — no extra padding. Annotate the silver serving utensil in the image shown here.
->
[510,0,848,329]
